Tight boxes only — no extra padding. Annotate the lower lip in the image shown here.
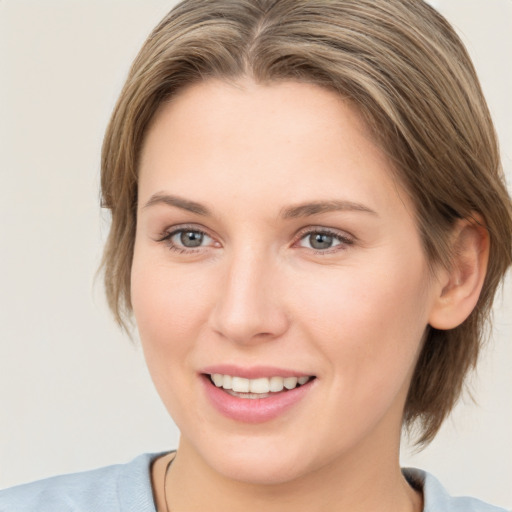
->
[201,375,314,423]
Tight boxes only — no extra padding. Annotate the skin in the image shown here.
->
[131,78,474,512]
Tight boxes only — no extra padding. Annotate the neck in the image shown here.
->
[163,433,422,512]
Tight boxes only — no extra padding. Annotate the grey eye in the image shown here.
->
[298,231,344,251]
[308,233,334,250]
[171,230,210,248]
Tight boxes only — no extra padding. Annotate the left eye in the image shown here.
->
[170,229,213,248]
[297,231,348,251]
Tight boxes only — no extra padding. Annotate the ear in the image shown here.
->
[428,215,490,330]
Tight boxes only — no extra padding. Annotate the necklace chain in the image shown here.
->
[163,455,174,512]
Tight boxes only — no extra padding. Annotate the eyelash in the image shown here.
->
[156,225,354,255]
[293,227,354,254]
[157,225,214,254]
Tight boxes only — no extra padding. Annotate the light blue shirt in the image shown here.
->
[0,453,507,511]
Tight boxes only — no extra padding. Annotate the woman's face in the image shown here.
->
[132,79,441,484]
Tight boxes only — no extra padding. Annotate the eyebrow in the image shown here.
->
[142,193,378,219]
[143,193,211,216]
[280,200,378,219]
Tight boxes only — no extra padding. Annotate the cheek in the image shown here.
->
[130,253,219,425]
[291,256,430,390]
[132,251,207,334]
[130,250,215,380]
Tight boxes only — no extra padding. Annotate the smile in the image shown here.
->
[202,373,316,422]
[209,374,313,398]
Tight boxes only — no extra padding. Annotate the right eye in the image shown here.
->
[159,227,217,253]
[171,230,210,248]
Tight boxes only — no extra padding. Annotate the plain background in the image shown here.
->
[0,0,511,508]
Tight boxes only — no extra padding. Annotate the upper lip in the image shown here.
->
[200,364,314,379]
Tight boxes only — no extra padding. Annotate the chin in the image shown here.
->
[212,452,310,486]
[187,433,316,485]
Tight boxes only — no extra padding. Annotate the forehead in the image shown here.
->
[138,78,412,221]
[144,78,374,156]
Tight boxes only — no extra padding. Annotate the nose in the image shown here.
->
[209,246,290,345]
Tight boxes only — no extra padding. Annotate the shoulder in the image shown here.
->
[0,453,161,512]
[403,468,509,512]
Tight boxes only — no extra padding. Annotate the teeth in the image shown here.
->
[269,376,284,392]
[222,374,232,390]
[283,377,298,389]
[210,374,312,394]
[211,374,223,387]
[249,378,270,394]
[231,376,250,393]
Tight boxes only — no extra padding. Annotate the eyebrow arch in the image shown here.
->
[143,193,211,216]
[281,200,378,219]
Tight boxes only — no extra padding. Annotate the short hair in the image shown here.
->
[101,0,512,445]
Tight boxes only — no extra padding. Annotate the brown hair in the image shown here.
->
[101,0,512,445]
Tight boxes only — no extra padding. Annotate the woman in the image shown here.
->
[1,0,511,511]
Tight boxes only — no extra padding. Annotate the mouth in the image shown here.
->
[206,373,316,399]
[201,369,317,423]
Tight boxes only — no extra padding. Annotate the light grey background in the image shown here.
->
[0,0,511,508]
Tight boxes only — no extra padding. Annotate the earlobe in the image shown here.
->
[428,215,490,330]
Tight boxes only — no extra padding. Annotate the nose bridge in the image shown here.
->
[210,242,288,344]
